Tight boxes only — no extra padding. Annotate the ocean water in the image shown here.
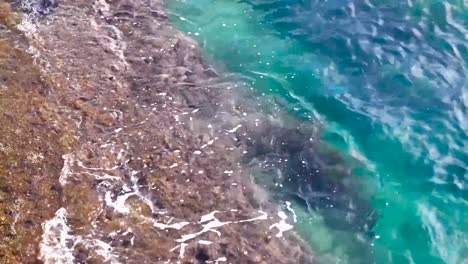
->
[168,1,467,263]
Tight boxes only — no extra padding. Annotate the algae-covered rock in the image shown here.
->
[0,1,20,29]
[0,31,72,263]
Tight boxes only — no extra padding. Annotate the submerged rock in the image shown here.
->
[20,0,58,15]
[243,121,379,235]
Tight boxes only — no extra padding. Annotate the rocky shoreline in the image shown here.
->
[0,0,314,263]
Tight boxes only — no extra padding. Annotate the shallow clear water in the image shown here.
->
[168,0,467,263]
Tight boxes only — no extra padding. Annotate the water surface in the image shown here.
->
[168,0,468,263]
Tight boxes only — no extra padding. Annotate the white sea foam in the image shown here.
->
[213,257,227,263]
[39,208,122,263]
[39,208,76,264]
[285,201,297,223]
[59,154,74,185]
[226,124,242,133]
[166,210,270,259]
[198,240,213,245]
[150,218,190,230]
[269,211,294,238]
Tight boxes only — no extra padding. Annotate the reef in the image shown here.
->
[0,0,316,263]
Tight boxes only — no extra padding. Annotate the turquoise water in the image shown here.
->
[168,1,467,263]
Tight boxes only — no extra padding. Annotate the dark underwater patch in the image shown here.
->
[20,0,58,15]
[242,120,379,236]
